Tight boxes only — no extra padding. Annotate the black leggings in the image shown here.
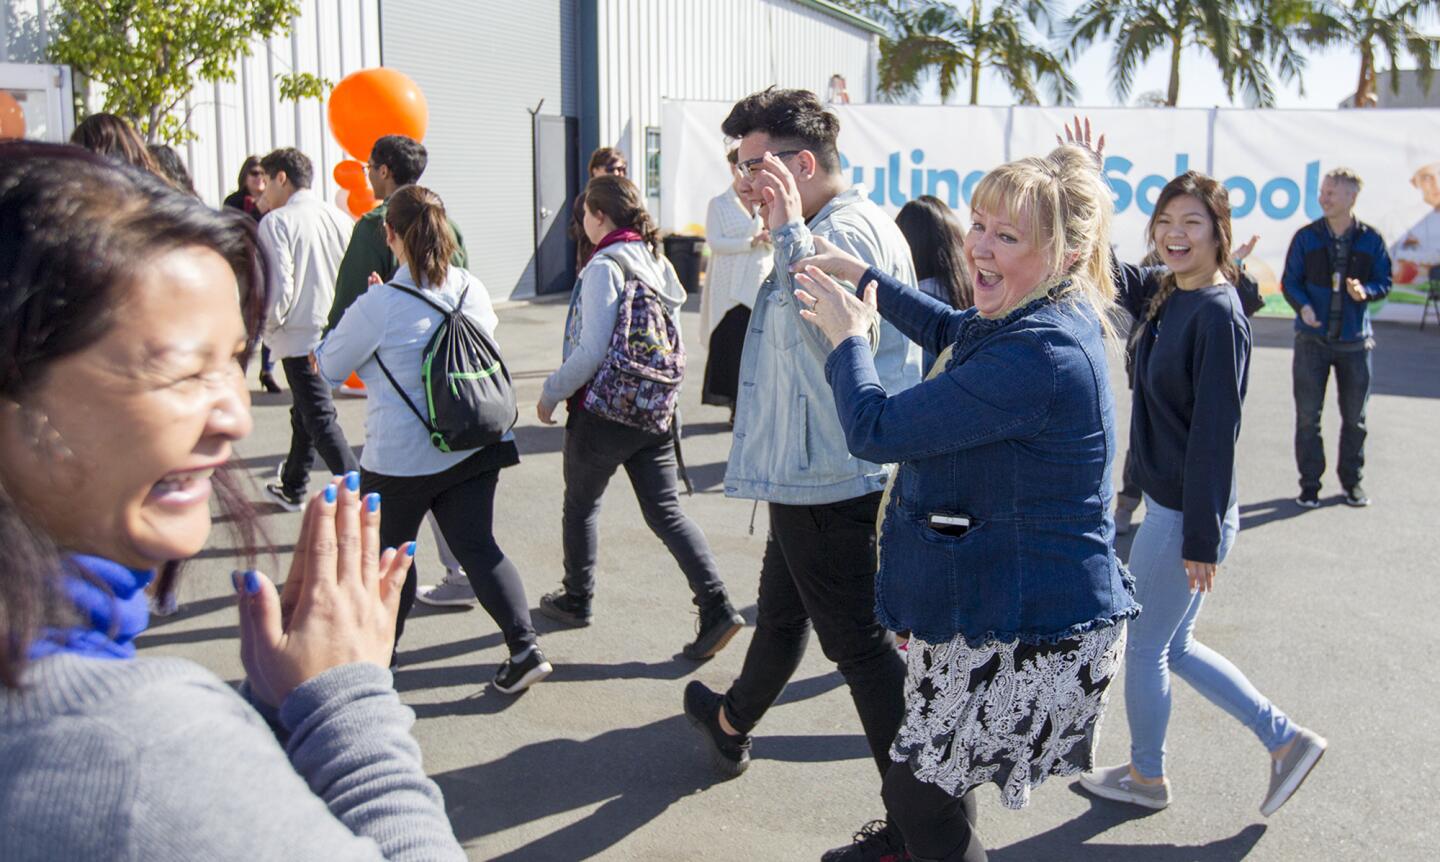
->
[361,453,536,657]
[881,765,987,862]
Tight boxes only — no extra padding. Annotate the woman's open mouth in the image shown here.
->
[148,467,216,507]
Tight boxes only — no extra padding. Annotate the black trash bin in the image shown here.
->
[663,234,706,294]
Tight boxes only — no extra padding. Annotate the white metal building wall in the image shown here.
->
[594,0,878,198]
[1,0,381,209]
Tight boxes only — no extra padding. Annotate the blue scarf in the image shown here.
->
[28,555,155,661]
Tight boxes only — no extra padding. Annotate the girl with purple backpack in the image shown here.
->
[535,175,744,661]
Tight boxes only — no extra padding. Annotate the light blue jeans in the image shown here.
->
[1125,494,1297,778]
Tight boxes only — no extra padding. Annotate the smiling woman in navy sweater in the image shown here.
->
[1077,167,1328,818]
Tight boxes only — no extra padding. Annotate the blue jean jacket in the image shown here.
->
[724,187,922,505]
[825,268,1139,645]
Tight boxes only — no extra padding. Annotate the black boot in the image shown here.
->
[682,597,744,660]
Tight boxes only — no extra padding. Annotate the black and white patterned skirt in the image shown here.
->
[890,624,1126,809]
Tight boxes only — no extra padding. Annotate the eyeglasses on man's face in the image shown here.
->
[604,162,627,175]
[736,150,802,180]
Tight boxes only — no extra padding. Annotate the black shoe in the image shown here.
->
[682,599,744,660]
[683,680,750,778]
[821,819,908,862]
[1295,488,1321,509]
[264,482,303,513]
[258,370,282,394]
[493,645,553,694]
[537,589,592,627]
[1343,484,1371,507]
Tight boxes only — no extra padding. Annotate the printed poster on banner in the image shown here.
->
[661,101,1440,321]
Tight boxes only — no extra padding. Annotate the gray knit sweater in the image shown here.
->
[0,654,466,861]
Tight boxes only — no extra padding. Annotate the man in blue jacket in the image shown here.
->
[1282,167,1391,509]
[680,88,923,862]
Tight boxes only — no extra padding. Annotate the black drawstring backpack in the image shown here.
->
[374,282,518,452]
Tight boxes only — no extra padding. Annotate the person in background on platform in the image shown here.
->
[572,146,628,270]
[255,147,358,513]
[1282,167,1391,510]
[0,141,466,861]
[894,195,974,370]
[1078,155,1327,819]
[679,87,923,862]
[329,134,474,611]
[224,155,282,395]
[701,146,773,425]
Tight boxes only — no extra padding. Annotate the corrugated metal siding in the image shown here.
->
[594,0,877,199]
[1,0,380,208]
[382,0,577,300]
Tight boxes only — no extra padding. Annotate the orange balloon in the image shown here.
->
[346,186,377,217]
[327,68,428,163]
[333,159,366,189]
[0,91,25,139]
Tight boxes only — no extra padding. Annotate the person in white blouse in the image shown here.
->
[700,148,774,423]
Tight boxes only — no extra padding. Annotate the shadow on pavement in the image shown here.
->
[1238,496,1345,531]
[990,787,1267,860]
[436,714,726,861]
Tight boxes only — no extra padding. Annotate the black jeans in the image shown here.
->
[882,766,986,862]
[1292,333,1372,493]
[722,492,906,776]
[361,452,536,656]
[561,409,726,608]
[279,356,358,495]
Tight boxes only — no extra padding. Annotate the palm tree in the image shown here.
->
[878,0,1079,106]
[1298,0,1440,106]
[1065,0,1307,107]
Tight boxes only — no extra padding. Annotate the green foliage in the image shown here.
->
[47,0,300,144]
[879,0,1077,105]
[1295,0,1440,105]
[1065,0,1308,107]
[277,72,333,102]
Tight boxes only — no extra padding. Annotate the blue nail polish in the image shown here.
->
[243,570,261,595]
[367,493,380,512]
[406,541,418,557]
[324,484,337,504]
[345,471,360,492]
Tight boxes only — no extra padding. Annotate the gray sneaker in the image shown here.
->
[1261,727,1327,816]
[1078,763,1172,810]
[415,568,476,608]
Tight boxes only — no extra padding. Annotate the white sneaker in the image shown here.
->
[1078,763,1172,809]
[415,568,476,608]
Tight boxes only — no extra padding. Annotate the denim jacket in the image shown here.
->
[724,187,922,505]
[825,267,1139,645]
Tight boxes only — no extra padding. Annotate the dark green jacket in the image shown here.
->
[328,200,469,331]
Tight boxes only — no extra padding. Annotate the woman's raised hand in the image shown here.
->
[792,235,868,287]
[1057,115,1106,168]
[235,473,414,707]
[793,265,878,349]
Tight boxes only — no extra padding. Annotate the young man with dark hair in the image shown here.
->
[327,134,473,607]
[256,147,358,511]
[1282,167,1392,509]
[680,88,923,862]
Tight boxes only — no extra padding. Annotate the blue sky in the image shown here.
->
[906,2,1437,109]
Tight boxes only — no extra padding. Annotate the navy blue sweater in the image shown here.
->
[1117,265,1251,563]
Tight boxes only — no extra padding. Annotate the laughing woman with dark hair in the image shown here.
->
[0,142,465,861]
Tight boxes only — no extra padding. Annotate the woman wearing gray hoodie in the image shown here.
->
[535,175,744,661]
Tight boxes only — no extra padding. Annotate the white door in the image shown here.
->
[0,61,73,142]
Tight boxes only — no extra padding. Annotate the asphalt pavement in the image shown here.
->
[139,292,1440,861]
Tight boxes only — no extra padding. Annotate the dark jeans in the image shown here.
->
[279,356,358,494]
[361,453,536,656]
[882,766,986,862]
[260,344,274,373]
[1292,333,1372,493]
[722,492,907,777]
[561,409,726,607]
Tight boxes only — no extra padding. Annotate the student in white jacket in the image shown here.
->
[317,185,551,694]
[700,148,773,420]
[534,175,744,662]
[255,148,358,512]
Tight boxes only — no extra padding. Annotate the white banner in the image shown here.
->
[661,100,1440,321]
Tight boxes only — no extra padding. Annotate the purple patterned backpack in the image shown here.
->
[582,260,685,434]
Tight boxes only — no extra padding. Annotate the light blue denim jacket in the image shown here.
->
[724,186,922,505]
